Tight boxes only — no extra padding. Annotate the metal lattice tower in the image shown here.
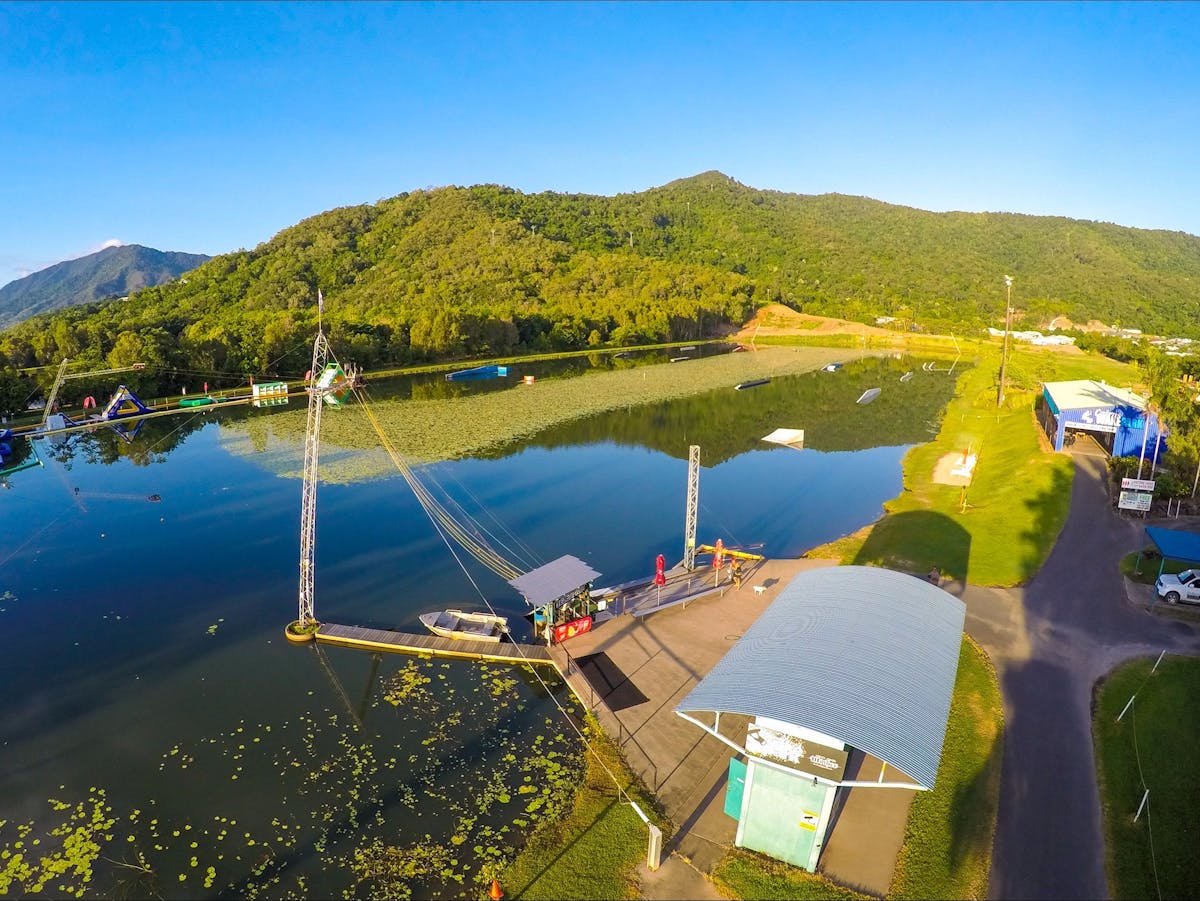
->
[297,327,332,627]
[683,445,700,571]
[42,359,70,427]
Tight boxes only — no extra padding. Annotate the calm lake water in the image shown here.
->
[0,351,955,898]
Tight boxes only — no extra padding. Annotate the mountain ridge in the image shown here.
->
[1,172,1198,390]
[0,244,211,329]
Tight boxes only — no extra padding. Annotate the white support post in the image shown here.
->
[1117,695,1135,723]
[647,823,662,871]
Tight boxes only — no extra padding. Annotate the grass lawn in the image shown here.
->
[712,850,872,900]
[810,346,1139,587]
[889,637,1003,900]
[1093,655,1200,899]
[714,637,1003,901]
[495,716,667,900]
[1119,551,1192,584]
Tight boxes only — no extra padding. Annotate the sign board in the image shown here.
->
[1118,490,1153,512]
[552,616,593,644]
[1063,408,1145,434]
[745,723,850,782]
[1122,477,1157,492]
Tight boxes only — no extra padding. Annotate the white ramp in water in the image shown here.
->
[762,428,805,449]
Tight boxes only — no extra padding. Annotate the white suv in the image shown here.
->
[1156,569,1200,604]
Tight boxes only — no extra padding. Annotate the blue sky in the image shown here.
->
[2,1,1198,287]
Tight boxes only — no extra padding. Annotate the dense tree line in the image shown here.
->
[2,170,1199,405]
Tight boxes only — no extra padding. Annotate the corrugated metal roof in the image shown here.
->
[507,555,602,606]
[675,566,965,789]
[1044,379,1147,412]
[1146,526,1200,565]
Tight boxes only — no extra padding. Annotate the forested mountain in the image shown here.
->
[0,244,210,330]
[2,172,1199,398]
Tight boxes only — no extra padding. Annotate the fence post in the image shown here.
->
[647,823,662,871]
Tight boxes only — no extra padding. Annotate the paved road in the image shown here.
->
[955,454,1200,900]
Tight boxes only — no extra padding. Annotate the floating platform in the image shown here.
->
[446,365,508,381]
[316,622,553,665]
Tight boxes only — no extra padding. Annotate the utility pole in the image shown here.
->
[997,275,1013,408]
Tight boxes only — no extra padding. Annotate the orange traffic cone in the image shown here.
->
[488,879,504,900]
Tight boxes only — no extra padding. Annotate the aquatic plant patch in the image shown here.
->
[220,346,873,483]
[0,656,584,899]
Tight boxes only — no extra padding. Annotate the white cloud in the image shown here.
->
[84,238,124,255]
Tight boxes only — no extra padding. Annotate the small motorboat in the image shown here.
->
[900,371,914,382]
[419,609,509,643]
[735,378,771,390]
[822,362,843,372]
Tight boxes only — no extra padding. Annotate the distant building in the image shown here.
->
[1038,380,1165,456]
[985,328,1075,346]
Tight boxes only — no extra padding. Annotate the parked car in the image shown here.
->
[1156,569,1200,604]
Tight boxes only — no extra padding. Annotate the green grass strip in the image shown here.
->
[712,849,873,900]
[889,636,1003,900]
[1094,655,1200,900]
[495,716,667,900]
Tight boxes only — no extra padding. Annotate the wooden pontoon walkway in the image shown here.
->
[316,622,554,665]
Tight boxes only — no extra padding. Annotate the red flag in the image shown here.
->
[654,553,666,586]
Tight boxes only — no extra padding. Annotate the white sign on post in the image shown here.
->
[1118,490,1153,512]
[1122,477,1157,492]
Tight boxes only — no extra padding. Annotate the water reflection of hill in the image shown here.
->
[485,357,964,464]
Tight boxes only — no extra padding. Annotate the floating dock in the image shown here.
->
[316,622,553,665]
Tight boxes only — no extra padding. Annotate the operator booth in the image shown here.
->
[1038,380,1165,457]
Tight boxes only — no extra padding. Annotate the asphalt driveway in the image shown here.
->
[954,453,1200,900]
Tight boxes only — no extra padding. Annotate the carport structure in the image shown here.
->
[1038,379,1163,456]
[674,565,965,873]
[1141,526,1200,578]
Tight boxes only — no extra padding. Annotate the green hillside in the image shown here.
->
[0,244,210,330]
[2,172,1198,399]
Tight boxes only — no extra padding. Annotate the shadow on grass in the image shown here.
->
[947,732,1003,874]
[852,510,972,585]
[508,798,620,900]
[1018,460,1074,582]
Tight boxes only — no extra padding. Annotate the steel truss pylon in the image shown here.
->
[297,328,332,627]
[683,445,700,571]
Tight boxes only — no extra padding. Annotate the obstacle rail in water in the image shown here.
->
[315,622,554,665]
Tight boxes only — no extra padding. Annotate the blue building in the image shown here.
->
[1038,380,1165,457]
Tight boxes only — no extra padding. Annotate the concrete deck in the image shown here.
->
[550,556,916,897]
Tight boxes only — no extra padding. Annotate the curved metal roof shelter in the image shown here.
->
[675,565,965,790]
[508,555,601,607]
